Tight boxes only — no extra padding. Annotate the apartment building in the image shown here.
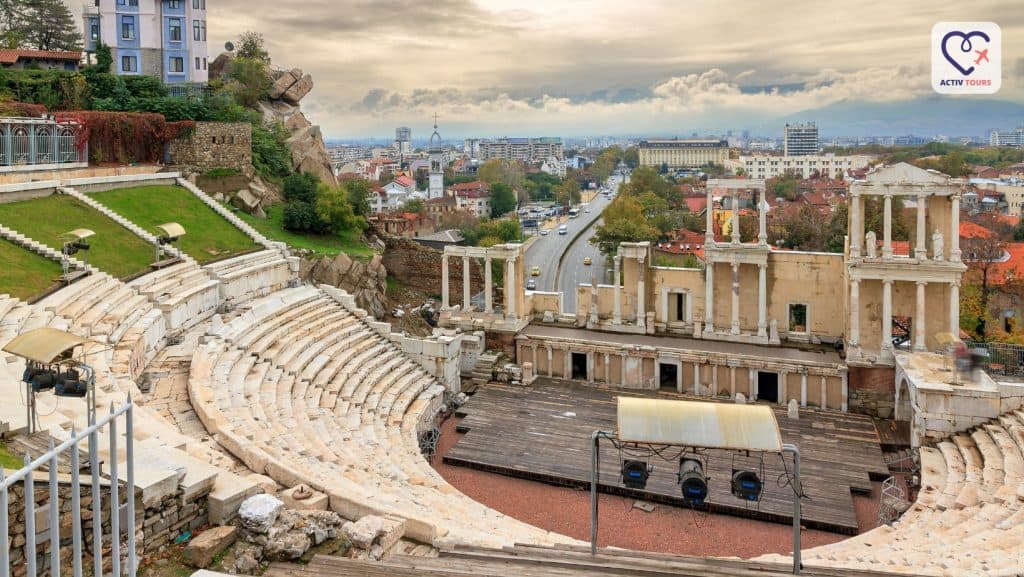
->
[783,122,819,156]
[990,127,1024,147]
[738,154,871,180]
[638,139,729,169]
[477,137,563,163]
[83,0,209,84]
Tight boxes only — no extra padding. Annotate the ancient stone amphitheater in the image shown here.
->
[1,173,1021,577]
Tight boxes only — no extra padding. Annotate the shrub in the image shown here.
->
[0,99,47,117]
[315,183,365,235]
[282,200,328,234]
[283,172,319,203]
[251,121,292,181]
[55,111,193,164]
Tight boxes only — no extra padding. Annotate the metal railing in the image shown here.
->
[1,400,135,577]
[166,83,211,99]
[0,118,87,167]
[964,341,1024,377]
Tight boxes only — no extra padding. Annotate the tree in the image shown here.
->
[315,183,363,235]
[0,0,26,48]
[92,41,113,73]
[554,177,581,207]
[963,234,1008,340]
[236,31,270,63]
[477,159,525,192]
[403,198,425,215]
[590,196,659,255]
[18,0,82,51]
[226,57,271,108]
[343,178,372,217]
[283,172,319,204]
[490,183,516,218]
[771,175,799,202]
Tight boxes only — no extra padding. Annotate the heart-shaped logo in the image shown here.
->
[941,30,990,76]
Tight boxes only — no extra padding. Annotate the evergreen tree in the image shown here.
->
[0,0,25,48]
[20,0,82,51]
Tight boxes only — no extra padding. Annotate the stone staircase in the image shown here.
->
[464,353,500,391]
[0,222,93,273]
[175,177,277,249]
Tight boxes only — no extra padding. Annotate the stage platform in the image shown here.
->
[444,380,890,534]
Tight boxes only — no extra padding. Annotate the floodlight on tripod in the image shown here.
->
[621,459,651,489]
[678,455,708,506]
[154,222,186,263]
[59,229,95,277]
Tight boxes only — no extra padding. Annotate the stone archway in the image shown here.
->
[894,377,913,422]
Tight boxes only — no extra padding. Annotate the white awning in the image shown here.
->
[616,397,783,452]
[2,328,89,365]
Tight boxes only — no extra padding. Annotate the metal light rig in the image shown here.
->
[3,328,98,432]
[59,228,94,282]
[153,222,186,266]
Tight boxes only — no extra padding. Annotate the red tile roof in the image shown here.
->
[981,242,1024,285]
[0,49,81,64]
[685,197,706,213]
[960,221,995,239]
[393,175,415,188]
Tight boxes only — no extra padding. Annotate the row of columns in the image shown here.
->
[849,277,961,354]
[704,262,768,337]
[850,192,961,262]
[525,343,847,410]
[440,253,517,319]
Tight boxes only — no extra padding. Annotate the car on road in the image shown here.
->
[531,266,541,276]
[526,279,536,290]
[583,257,592,266]
[539,229,549,236]
[558,225,568,235]
[585,207,591,213]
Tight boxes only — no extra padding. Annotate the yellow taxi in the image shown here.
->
[583,257,593,266]
[531,266,541,276]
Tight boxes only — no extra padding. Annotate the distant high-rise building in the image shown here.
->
[784,122,819,156]
[82,0,209,84]
[477,137,563,163]
[990,127,1024,147]
[394,126,412,161]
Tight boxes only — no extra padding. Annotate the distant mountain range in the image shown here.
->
[783,97,1024,137]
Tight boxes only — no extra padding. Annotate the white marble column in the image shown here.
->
[704,262,715,333]
[849,279,860,347]
[780,371,789,405]
[612,255,622,325]
[882,193,893,259]
[757,263,767,337]
[441,255,450,309]
[730,366,736,397]
[800,372,808,407]
[882,279,893,353]
[915,281,927,351]
[730,263,740,335]
[711,364,718,396]
[484,256,493,313]
[841,372,849,412]
[820,375,828,410]
[705,187,715,244]
[758,198,767,245]
[546,346,553,378]
[849,192,862,258]
[915,194,927,260]
[693,363,701,394]
[532,345,538,369]
[636,267,646,329]
[950,281,960,336]
[462,255,471,310]
[950,194,961,262]
[731,192,741,244]
[749,368,758,399]
[505,257,517,319]
[604,353,610,383]
[620,353,627,386]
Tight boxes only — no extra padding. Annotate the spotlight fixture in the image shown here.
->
[731,469,763,502]
[678,457,708,506]
[154,223,186,263]
[55,368,87,398]
[621,459,650,489]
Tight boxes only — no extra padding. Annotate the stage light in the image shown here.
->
[678,457,708,505]
[27,367,58,392]
[55,368,87,398]
[621,459,650,489]
[732,469,763,502]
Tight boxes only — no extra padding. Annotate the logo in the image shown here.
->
[932,22,1001,94]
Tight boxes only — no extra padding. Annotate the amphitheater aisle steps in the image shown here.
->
[175,178,274,247]
[188,286,575,548]
[0,223,94,273]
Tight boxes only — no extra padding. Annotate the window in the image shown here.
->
[118,0,139,5]
[195,56,200,69]
[169,56,184,73]
[167,0,181,7]
[169,18,181,41]
[788,304,808,334]
[200,20,206,41]
[193,20,200,41]
[203,57,207,70]
[121,55,136,72]
[89,19,99,41]
[121,16,135,39]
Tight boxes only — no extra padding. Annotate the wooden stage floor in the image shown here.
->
[444,380,890,534]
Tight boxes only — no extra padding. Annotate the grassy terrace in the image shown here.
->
[0,195,153,279]
[0,238,63,300]
[236,204,374,261]
[92,185,258,263]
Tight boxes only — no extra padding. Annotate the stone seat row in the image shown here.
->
[760,413,1024,576]
[202,248,295,303]
[189,286,573,549]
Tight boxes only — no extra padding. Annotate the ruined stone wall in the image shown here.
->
[382,236,483,299]
[5,477,210,576]
[848,366,896,418]
[168,122,252,172]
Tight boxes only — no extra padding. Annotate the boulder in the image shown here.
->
[341,515,406,558]
[233,541,263,574]
[268,68,302,100]
[284,110,311,132]
[286,124,337,186]
[239,494,284,534]
[184,525,237,568]
[282,73,314,105]
[231,188,260,214]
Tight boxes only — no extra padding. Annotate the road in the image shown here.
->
[523,172,628,314]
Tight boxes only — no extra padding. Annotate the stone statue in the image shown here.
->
[864,230,877,258]
[769,319,780,345]
[787,399,800,420]
[932,228,944,261]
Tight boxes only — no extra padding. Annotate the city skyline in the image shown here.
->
[197,0,1024,138]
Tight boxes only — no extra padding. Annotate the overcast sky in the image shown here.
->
[138,1,1024,138]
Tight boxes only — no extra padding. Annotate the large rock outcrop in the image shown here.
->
[301,252,388,319]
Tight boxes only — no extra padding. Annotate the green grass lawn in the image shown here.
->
[0,195,154,279]
[0,238,64,301]
[236,204,374,261]
[92,185,258,263]
[0,442,23,469]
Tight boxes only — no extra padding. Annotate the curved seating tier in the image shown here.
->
[129,261,220,332]
[758,414,1024,576]
[203,249,294,303]
[188,285,575,548]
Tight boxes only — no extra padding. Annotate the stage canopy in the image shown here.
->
[616,397,782,452]
[2,328,89,364]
